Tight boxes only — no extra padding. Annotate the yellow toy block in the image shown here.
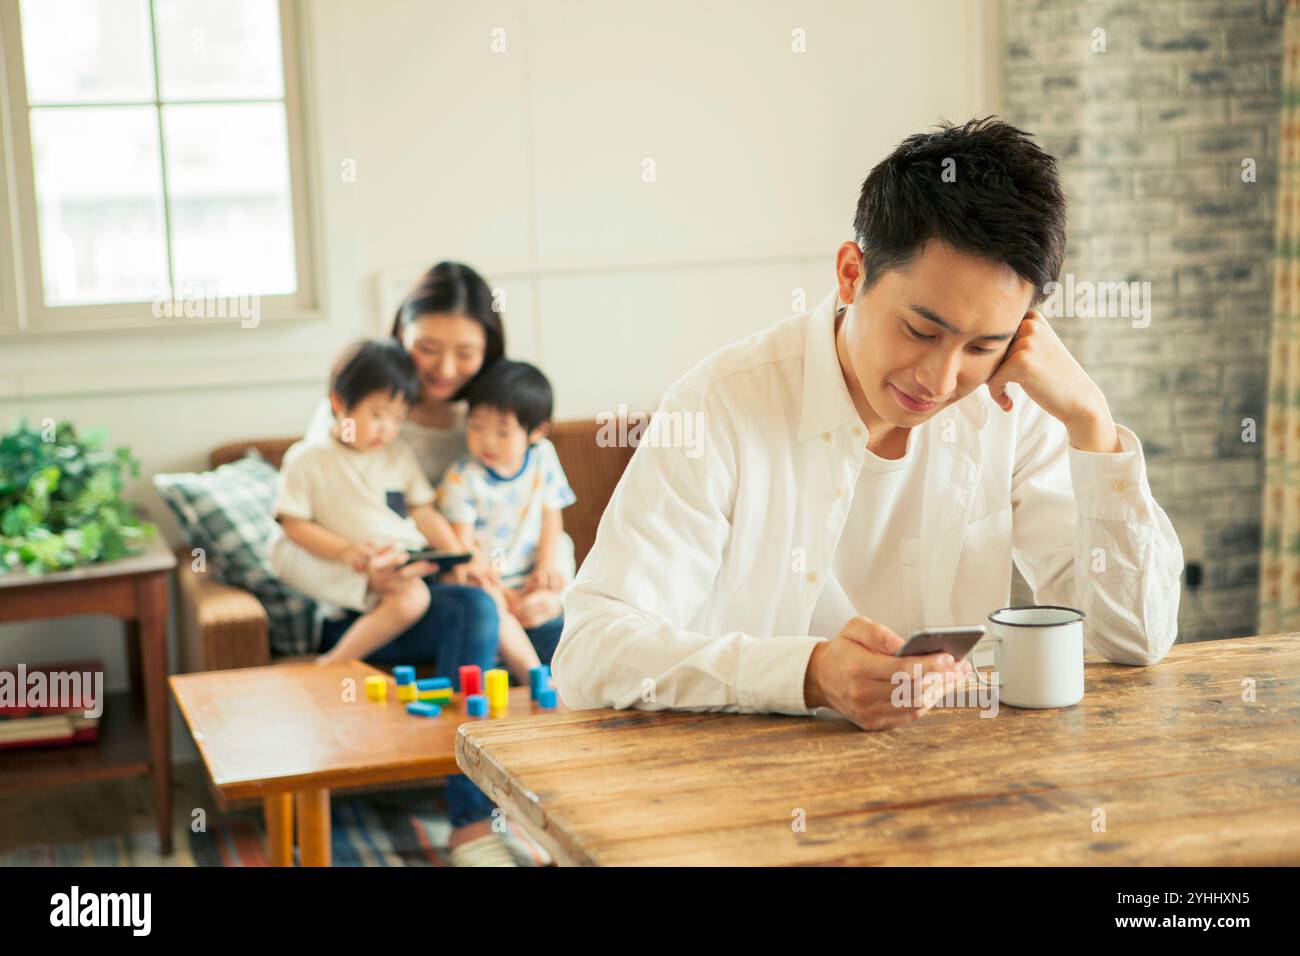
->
[418,689,453,702]
[365,675,388,701]
[397,683,418,703]
[484,668,509,709]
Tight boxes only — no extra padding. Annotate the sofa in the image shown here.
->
[173,418,637,674]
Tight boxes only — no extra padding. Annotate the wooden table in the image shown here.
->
[170,660,562,866]
[456,633,1300,866]
[0,535,176,854]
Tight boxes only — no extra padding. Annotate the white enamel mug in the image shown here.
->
[985,605,1086,709]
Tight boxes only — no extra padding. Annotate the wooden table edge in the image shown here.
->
[456,723,594,866]
[205,757,467,802]
[0,537,177,592]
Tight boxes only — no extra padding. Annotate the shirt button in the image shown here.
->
[822,433,831,443]
[1113,480,1128,492]
[806,571,818,583]
[851,426,863,436]
[836,486,846,497]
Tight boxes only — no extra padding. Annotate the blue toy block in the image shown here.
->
[465,694,488,717]
[537,687,557,709]
[529,664,551,700]
[393,666,416,686]
[406,702,442,718]
[415,676,452,692]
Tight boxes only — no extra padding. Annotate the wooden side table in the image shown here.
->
[0,535,177,854]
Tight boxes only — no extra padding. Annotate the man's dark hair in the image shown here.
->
[330,338,421,409]
[462,359,554,434]
[852,116,1066,304]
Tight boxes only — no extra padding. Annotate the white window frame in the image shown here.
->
[0,0,321,336]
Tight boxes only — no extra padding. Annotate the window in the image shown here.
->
[0,0,317,332]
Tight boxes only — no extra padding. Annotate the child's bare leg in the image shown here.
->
[318,580,430,663]
[483,582,541,683]
[497,612,542,684]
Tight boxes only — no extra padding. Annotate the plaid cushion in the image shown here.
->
[153,451,317,655]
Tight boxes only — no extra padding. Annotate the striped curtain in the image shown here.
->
[1260,0,1300,632]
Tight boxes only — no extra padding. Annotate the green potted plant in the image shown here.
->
[0,420,155,574]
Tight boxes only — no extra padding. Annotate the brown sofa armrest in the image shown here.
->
[173,546,272,672]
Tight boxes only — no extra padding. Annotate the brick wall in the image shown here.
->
[1002,0,1281,641]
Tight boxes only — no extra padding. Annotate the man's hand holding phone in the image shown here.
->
[803,616,973,731]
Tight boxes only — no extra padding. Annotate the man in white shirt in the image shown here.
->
[552,117,1185,731]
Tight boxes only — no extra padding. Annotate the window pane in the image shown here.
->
[30,107,168,306]
[154,0,285,101]
[20,0,155,105]
[163,103,296,296]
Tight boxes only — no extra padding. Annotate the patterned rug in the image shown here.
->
[0,784,552,867]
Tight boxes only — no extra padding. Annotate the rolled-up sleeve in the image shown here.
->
[1009,397,1185,666]
[552,383,823,716]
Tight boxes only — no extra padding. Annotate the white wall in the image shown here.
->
[0,1,1000,726]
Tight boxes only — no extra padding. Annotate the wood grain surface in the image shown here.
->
[456,634,1300,866]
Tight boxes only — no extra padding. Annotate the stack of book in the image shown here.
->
[0,660,102,752]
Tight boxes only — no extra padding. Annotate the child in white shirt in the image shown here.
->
[437,360,577,683]
[275,339,469,664]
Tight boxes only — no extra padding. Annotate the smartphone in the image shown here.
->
[894,625,986,661]
[401,549,473,572]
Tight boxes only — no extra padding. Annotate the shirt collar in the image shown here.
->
[796,287,993,442]
[482,442,534,483]
[796,289,860,442]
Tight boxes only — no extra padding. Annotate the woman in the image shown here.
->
[270,261,571,866]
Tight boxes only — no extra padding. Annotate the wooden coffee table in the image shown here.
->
[456,633,1300,865]
[170,660,558,866]
[0,534,175,854]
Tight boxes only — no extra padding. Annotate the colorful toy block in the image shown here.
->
[406,702,442,718]
[484,668,509,711]
[529,665,551,701]
[397,683,418,703]
[416,676,452,692]
[393,666,416,686]
[537,687,557,710]
[417,688,453,703]
[364,675,388,701]
[465,694,488,718]
[460,665,483,697]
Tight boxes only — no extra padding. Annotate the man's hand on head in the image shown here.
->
[983,310,1122,453]
[804,616,972,731]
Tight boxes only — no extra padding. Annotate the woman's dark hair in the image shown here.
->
[853,116,1067,304]
[461,360,553,434]
[390,261,506,400]
[330,338,421,409]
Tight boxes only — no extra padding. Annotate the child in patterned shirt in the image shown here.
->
[437,360,577,683]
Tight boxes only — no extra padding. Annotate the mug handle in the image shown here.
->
[968,635,1000,687]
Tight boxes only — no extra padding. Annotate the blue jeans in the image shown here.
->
[318,581,565,828]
